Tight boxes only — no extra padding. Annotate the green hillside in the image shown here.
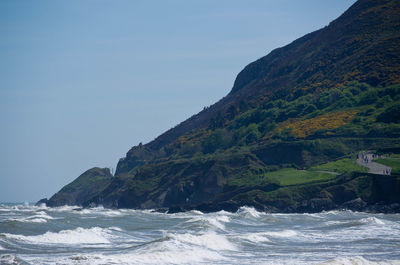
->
[43,0,400,213]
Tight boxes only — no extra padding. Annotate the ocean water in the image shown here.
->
[0,203,399,265]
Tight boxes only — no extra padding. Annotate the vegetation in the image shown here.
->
[107,81,400,210]
[46,0,400,212]
[153,82,400,159]
[280,111,358,138]
[264,168,337,186]
[47,168,113,207]
[375,156,400,174]
[310,158,368,174]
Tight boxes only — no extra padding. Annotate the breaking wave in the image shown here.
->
[0,204,399,264]
[166,231,237,251]
[3,227,115,245]
[185,214,231,231]
[7,211,54,224]
[318,256,400,265]
[359,216,385,225]
[0,254,28,265]
[237,206,264,218]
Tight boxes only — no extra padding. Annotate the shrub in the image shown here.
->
[377,104,400,123]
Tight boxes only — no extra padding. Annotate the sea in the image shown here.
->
[0,203,399,265]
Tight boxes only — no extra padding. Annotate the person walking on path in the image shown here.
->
[357,152,392,175]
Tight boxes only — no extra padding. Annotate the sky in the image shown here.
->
[0,0,356,203]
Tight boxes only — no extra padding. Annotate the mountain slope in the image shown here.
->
[142,0,400,153]
[43,0,400,212]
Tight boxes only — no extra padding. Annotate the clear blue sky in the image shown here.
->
[0,0,356,202]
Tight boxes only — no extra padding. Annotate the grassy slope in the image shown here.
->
[375,157,400,174]
[239,157,368,188]
[310,158,368,174]
[264,168,336,186]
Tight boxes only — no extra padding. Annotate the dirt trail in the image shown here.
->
[356,153,392,175]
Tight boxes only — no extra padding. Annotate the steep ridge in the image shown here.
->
[42,0,400,212]
[142,0,400,153]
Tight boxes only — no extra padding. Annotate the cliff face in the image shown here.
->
[43,0,400,212]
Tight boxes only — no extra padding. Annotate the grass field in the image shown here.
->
[229,157,370,188]
[264,168,337,186]
[375,157,400,174]
[309,158,368,173]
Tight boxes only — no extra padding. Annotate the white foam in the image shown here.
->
[5,205,33,213]
[35,203,48,209]
[4,227,114,245]
[319,256,400,265]
[360,217,385,225]
[109,226,123,232]
[71,232,235,264]
[50,205,126,217]
[74,207,126,217]
[215,210,235,216]
[237,206,263,218]
[186,214,230,230]
[208,215,230,230]
[97,209,124,217]
[239,232,272,243]
[8,211,54,224]
[23,248,227,265]
[0,254,18,265]
[189,210,204,215]
[238,229,296,244]
[20,230,235,265]
[0,254,30,265]
[168,231,237,251]
[22,218,48,223]
[48,205,81,212]
[264,229,298,238]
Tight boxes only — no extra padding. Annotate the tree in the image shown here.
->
[201,129,231,154]
[377,104,400,123]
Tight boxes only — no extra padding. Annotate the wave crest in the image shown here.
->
[3,227,115,245]
[319,256,400,265]
[237,206,264,218]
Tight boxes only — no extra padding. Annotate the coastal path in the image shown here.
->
[356,153,392,175]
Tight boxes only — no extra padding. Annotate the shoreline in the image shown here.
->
[33,200,400,215]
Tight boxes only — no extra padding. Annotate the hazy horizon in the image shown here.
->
[0,0,356,202]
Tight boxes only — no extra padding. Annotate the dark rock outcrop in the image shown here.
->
[35,198,48,206]
[45,167,113,207]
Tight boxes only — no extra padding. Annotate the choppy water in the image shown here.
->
[0,203,399,265]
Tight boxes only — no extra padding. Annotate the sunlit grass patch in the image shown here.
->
[265,168,337,186]
[310,158,368,174]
